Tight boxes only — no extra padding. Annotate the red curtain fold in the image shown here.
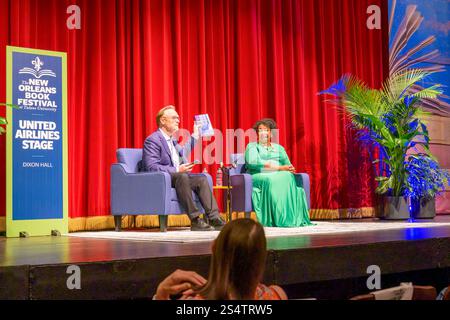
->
[0,0,388,218]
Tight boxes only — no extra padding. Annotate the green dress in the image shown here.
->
[245,142,312,227]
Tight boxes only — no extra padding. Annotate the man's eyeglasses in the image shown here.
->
[164,116,180,120]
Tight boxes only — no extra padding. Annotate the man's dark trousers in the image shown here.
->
[171,173,220,221]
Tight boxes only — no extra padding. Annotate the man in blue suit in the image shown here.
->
[141,105,225,231]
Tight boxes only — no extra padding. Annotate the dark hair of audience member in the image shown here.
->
[198,218,267,300]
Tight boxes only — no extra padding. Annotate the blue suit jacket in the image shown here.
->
[141,129,197,173]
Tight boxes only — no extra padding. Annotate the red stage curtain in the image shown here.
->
[0,0,388,219]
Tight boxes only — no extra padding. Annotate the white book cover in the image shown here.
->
[194,114,214,137]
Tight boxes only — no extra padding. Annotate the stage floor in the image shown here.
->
[1,216,449,299]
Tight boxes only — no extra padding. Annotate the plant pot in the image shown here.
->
[380,196,410,220]
[410,197,436,219]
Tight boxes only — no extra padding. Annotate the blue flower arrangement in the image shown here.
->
[405,154,450,201]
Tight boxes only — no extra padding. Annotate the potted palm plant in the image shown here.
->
[406,154,450,219]
[319,69,442,219]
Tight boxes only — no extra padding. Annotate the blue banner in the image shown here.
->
[11,52,63,220]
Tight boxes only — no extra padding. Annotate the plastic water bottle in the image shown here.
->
[216,164,223,186]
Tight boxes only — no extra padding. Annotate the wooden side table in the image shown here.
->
[213,185,233,222]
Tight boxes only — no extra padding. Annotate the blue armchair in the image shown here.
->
[224,154,311,217]
[110,148,213,232]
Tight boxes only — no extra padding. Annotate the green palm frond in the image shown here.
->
[340,76,387,119]
[381,69,431,104]
[410,85,442,99]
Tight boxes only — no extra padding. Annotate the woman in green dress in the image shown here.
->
[245,119,312,227]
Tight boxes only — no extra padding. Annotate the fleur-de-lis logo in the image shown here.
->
[32,57,44,72]
[19,56,56,78]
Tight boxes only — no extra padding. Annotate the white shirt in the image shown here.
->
[159,128,180,172]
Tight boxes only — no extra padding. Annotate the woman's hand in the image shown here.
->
[264,162,295,172]
[264,163,295,172]
[154,269,207,300]
[279,165,295,173]
[263,161,278,170]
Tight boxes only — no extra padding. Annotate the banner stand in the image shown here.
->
[6,46,68,237]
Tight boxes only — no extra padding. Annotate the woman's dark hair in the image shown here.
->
[252,118,277,132]
[198,218,267,300]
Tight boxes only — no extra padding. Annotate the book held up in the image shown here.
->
[194,114,214,137]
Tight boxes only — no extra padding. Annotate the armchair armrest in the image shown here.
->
[111,164,172,215]
[294,173,310,209]
[227,173,253,212]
